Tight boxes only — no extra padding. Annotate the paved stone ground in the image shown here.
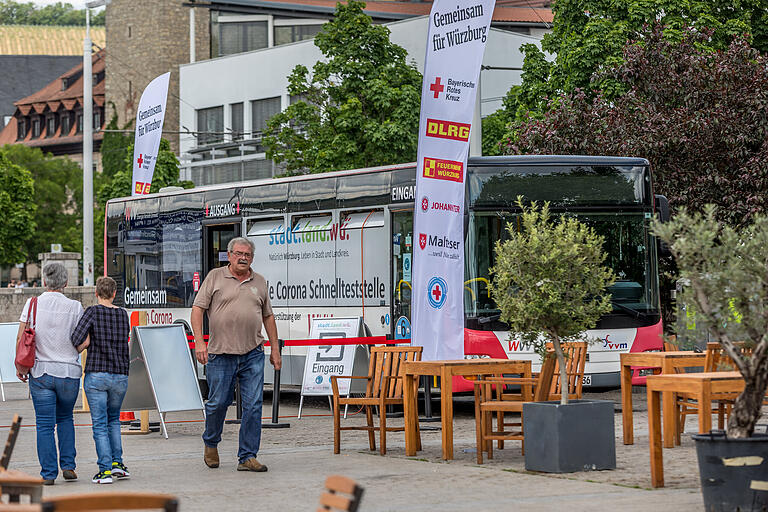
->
[1,382,747,511]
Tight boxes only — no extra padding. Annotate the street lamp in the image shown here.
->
[82,0,107,286]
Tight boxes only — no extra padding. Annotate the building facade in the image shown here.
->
[179,16,545,186]
[0,49,106,173]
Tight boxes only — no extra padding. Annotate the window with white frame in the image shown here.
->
[197,106,224,146]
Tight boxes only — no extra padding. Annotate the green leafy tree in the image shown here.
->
[263,0,422,174]
[0,150,36,266]
[504,27,768,228]
[97,138,192,203]
[490,200,615,404]
[2,144,82,262]
[0,1,104,25]
[100,108,132,178]
[654,206,768,438]
[501,0,768,123]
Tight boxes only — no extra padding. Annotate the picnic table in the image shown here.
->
[402,359,531,460]
[620,351,706,447]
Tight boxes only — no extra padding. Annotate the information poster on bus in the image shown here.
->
[411,1,495,360]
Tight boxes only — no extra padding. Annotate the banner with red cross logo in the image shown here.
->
[411,0,495,361]
[131,72,170,197]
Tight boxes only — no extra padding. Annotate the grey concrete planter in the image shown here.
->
[523,399,616,473]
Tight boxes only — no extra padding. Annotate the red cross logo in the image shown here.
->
[137,154,144,167]
[421,197,429,212]
[429,77,444,99]
[419,233,427,250]
[431,284,442,302]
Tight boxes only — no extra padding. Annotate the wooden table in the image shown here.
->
[620,351,706,447]
[0,469,43,503]
[646,372,743,488]
[403,359,532,460]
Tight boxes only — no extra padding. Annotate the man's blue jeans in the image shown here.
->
[29,374,79,480]
[203,346,264,463]
[83,372,129,472]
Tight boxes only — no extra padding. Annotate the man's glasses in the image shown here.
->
[231,251,253,259]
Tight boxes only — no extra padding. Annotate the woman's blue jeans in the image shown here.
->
[29,374,80,480]
[203,346,264,463]
[84,372,129,472]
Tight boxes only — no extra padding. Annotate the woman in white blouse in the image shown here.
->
[15,263,84,485]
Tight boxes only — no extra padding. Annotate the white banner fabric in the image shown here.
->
[411,1,495,361]
[131,72,170,196]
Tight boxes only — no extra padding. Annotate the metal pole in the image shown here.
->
[82,8,94,286]
[263,339,289,428]
[189,5,196,63]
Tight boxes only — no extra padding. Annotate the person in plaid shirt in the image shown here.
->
[71,276,131,484]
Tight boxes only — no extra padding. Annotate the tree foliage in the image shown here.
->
[2,144,82,262]
[0,149,36,265]
[503,0,768,122]
[490,200,615,404]
[100,108,132,179]
[263,0,422,174]
[654,206,768,438]
[0,1,104,26]
[504,27,768,227]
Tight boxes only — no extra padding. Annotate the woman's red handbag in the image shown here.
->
[15,297,38,371]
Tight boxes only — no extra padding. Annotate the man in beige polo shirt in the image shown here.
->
[191,237,281,472]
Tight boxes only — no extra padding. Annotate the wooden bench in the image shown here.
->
[41,492,179,511]
[331,346,422,455]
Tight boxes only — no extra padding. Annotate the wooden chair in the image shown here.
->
[547,342,588,401]
[663,335,679,352]
[331,346,422,455]
[1,414,22,470]
[40,492,178,511]
[678,342,752,434]
[317,475,364,512]
[473,353,557,463]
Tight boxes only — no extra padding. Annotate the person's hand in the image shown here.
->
[195,342,208,365]
[270,348,282,370]
[15,364,28,382]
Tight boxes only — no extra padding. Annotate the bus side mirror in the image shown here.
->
[654,194,672,258]
[654,194,670,223]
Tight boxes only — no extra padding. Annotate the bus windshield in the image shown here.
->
[465,210,660,327]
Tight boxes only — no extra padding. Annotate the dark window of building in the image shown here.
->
[274,24,323,46]
[231,102,243,141]
[128,26,131,38]
[93,109,101,131]
[251,97,281,139]
[61,112,71,135]
[77,113,83,133]
[197,106,224,146]
[46,115,56,137]
[17,118,27,140]
[219,21,268,56]
[32,118,41,138]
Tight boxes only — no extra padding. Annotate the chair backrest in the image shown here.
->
[366,346,422,399]
[664,335,679,352]
[41,492,178,511]
[533,353,557,402]
[0,414,22,471]
[317,475,364,512]
[704,341,751,372]
[547,342,587,400]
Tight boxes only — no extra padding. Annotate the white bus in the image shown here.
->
[105,155,665,394]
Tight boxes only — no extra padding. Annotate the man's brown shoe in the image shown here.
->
[62,469,77,481]
[237,457,267,472]
[204,445,219,468]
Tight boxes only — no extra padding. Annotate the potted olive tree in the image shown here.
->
[654,205,768,511]
[490,199,617,473]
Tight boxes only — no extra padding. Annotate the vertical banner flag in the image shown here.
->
[411,1,494,361]
[131,72,170,196]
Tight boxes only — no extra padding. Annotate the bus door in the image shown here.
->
[202,221,241,278]
[391,208,414,340]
